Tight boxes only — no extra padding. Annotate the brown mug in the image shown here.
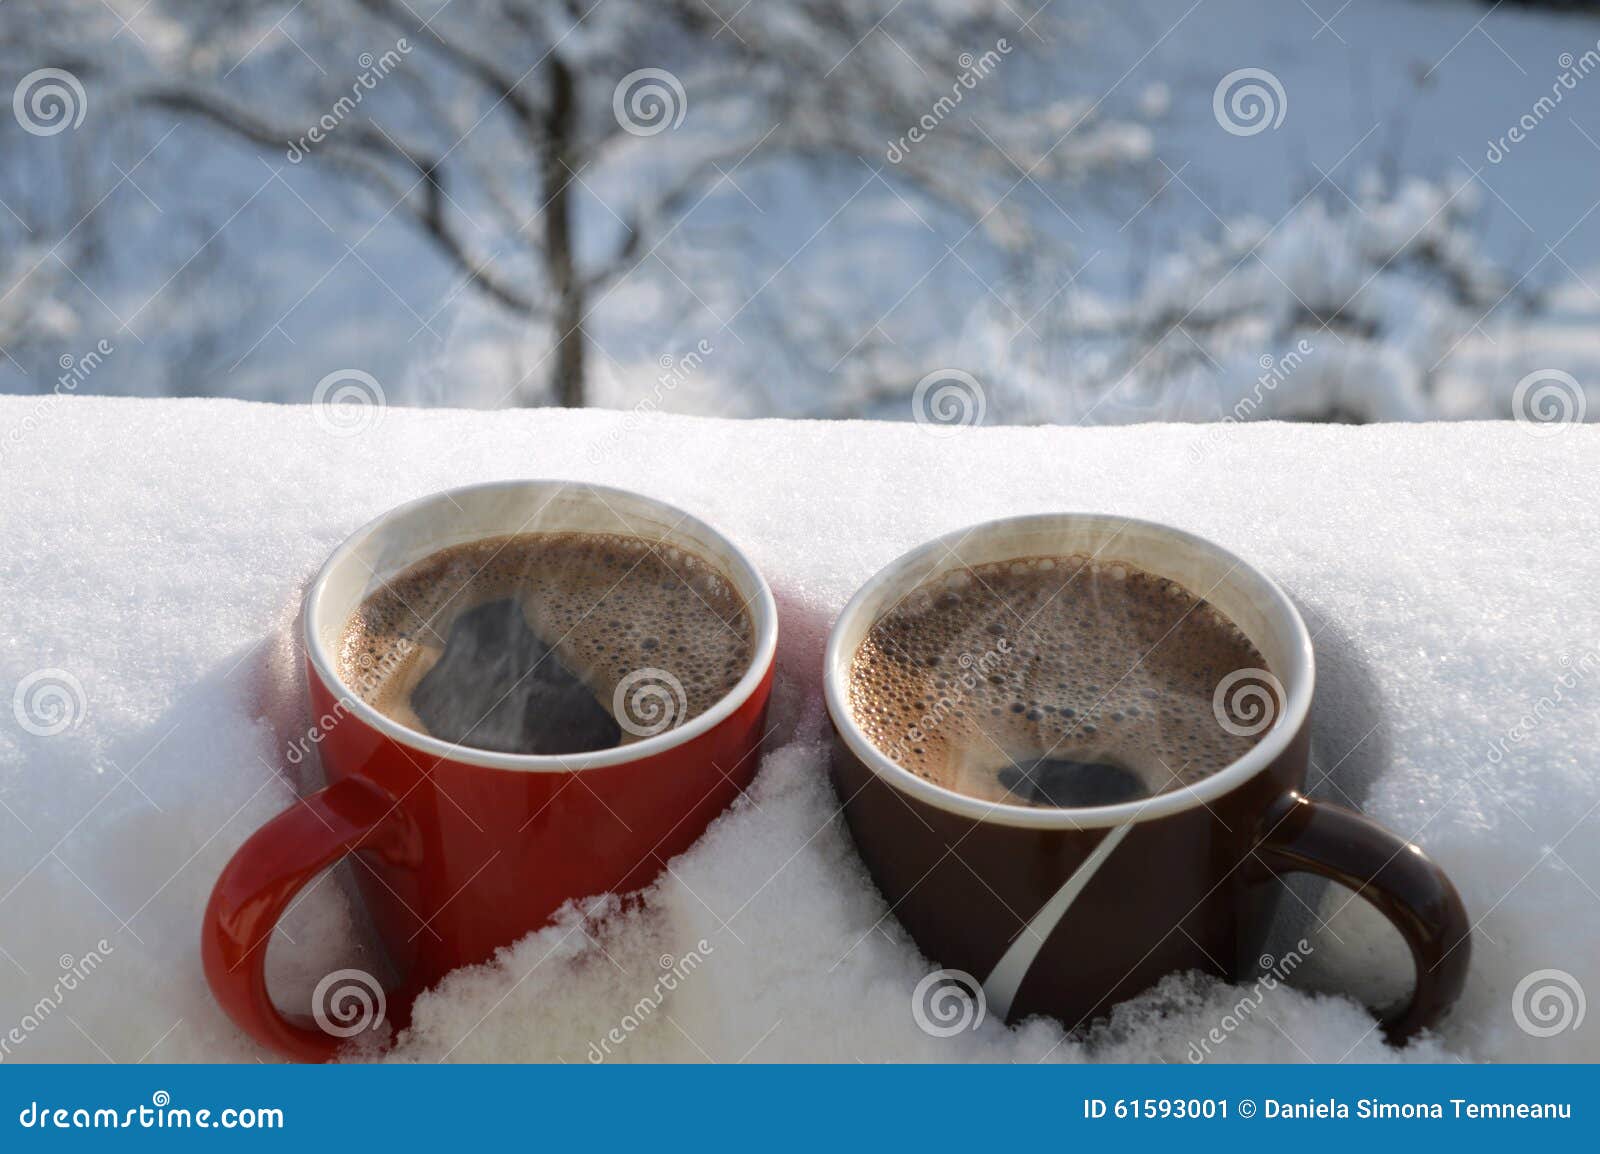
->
[823,513,1470,1041]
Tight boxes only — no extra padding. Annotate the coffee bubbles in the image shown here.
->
[337,532,752,755]
[847,555,1276,808]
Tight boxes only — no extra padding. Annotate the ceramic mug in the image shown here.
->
[824,513,1470,1040]
[203,481,777,1060]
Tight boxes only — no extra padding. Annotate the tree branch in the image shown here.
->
[137,85,541,316]
[353,0,545,136]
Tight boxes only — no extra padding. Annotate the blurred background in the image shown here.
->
[1,0,1597,427]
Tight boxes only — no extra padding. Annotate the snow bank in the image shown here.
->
[0,397,1595,1063]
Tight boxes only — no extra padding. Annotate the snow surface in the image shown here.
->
[0,397,1596,1063]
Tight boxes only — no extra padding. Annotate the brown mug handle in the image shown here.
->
[1257,792,1471,1042]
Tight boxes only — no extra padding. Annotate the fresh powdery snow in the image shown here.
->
[0,397,1596,1064]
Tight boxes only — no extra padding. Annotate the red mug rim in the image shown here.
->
[303,479,778,774]
[823,513,1316,831]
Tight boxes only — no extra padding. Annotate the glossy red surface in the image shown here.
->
[202,657,773,1061]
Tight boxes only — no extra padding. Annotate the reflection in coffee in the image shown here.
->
[337,532,753,755]
[846,555,1275,808]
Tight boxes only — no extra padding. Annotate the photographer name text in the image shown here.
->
[1082,1097,1572,1121]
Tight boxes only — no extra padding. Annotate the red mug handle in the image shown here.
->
[202,777,414,1061]
[1258,792,1472,1042]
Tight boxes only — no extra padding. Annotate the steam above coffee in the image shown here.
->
[846,555,1276,808]
[337,532,753,755]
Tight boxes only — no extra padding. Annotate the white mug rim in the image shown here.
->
[822,513,1315,830]
[303,480,778,774]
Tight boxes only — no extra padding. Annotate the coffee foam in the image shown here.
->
[336,531,753,751]
[846,555,1274,806]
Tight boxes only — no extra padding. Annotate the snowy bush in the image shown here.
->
[966,173,1586,426]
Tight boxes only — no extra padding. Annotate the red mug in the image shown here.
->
[203,481,777,1060]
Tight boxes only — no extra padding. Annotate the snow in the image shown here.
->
[1,396,1596,1063]
[972,175,1600,427]
[9,0,1599,433]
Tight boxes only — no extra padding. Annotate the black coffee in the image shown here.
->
[846,555,1275,807]
[337,532,753,755]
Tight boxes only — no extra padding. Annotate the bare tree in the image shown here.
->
[4,0,1147,408]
